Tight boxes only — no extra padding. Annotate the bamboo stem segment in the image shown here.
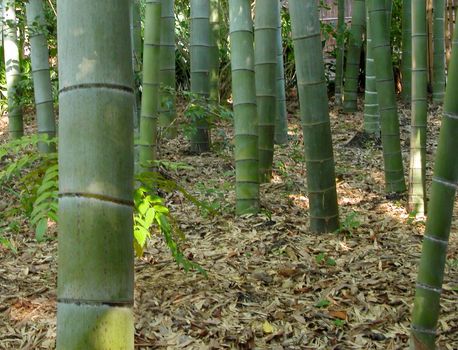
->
[26,0,56,153]
[254,0,277,183]
[368,0,407,193]
[56,0,135,347]
[229,0,260,215]
[3,0,23,139]
[401,0,413,101]
[289,0,339,233]
[408,0,428,215]
[410,13,458,349]
[432,0,446,103]
[335,0,346,106]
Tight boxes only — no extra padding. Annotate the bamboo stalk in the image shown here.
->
[408,0,428,215]
[255,0,277,183]
[401,0,413,101]
[209,0,220,103]
[229,0,260,215]
[158,0,177,139]
[2,0,23,139]
[335,0,345,106]
[289,0,339,233]
[190,0,211,153]
[26,0,56,153]
[139,0,162,172]
[274,0,288,145]
[343,0,365,112]
[368,0,407,193]
[410,11,458,349]
[432,0,446,103]
[364,3,380,134]
[56,0,134,347]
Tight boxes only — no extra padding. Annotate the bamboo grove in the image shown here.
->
[0,0,457,348]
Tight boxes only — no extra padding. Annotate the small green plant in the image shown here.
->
[333,319,345,327]
[315,252,336,266]
[315,299,331,308]
[335,211,361,236]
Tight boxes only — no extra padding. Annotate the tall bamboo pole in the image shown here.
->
[131,0,142,130]
[289,0,339,233]
[335,0,346,106]
[409,0,428,215]
[401,0,412,100]
[2,0,23,139]
[158,0,177,138]
[432,0,446,103]
[274,0,288,145]
[368,0,407,193]
[56,0,134,348]
[364,3,380,134]
[139,0,162,172]
[255,0,276,183]
[190,0,211,153]
[229,0,259,215]
[26,0,56,153]
[343,0,365,112]
[410,14,458,349]
[209,0,219,103]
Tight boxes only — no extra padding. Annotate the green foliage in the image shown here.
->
[0,135,58,241]
[315,299,331,308]
[315,252,337,266]
[335,211,361,236]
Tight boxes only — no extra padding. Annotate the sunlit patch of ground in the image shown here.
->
[0,101,457,349]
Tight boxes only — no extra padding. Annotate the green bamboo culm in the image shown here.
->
[26,0,56,153]
[385,0,393,29]
[343,0,365,113]
[274,0,288,145]
[254,0,277,183]
[2,0,23,139]
[158,0,177,139]
[364,3,380,134]
[131,0,142,131]
[228,0,259,215]
[408,0,428,215]
[368,0,406,193]
[334,0,346,106]
[289,0,339,233]
[401,0,412,101]
[209,0,220,103]
[56,0,134,348]
[190,0,211,154]
[139,0,162,172]
[432,0,446,103]
[410,15,458,350]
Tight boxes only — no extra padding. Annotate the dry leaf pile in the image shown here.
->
[0,100,457,349]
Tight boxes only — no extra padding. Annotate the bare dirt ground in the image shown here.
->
[0,100,457,349]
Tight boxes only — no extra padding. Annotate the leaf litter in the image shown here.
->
[0,100,457,349]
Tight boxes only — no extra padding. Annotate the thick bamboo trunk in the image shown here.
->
[139,0,161,172]
[364,3,380,134]
[254,0,276,183]
[409,0,428,215]
[432,0,446,103]
[229,0,259,215]
[158,0,177,139]
[410,13,458,349]
[56,0,134,348]
[209,0,219,103]
[190,0,211,153]
[343,0,365,112]
[289,0,339,233]
[368,0,407,193]
[274,0,288,145]
[3,0,23,139]
[401,0,413,100]
[26,0,56,153]
[335,0,346,106]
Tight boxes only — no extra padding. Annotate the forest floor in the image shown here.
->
[0,99,457,350]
